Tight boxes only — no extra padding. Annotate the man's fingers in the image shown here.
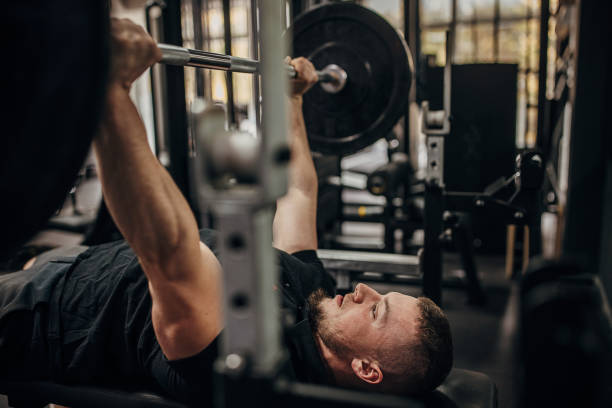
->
[291,58,317,82]
[109,18,161,88]
[287,56,318,96]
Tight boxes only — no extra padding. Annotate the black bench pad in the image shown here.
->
[0,382,184,408]
[0,368,496,408]
[426,368,498,408]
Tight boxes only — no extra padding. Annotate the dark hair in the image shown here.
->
[413,296,454,393]
[377,296,453,396]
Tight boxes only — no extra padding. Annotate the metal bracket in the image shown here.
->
[426,135,445,187]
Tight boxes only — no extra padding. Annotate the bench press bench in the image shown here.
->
[0,368,496,408]
[317,249,421,292]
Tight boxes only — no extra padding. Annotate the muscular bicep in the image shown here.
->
[273,188,318,253]
[146,242,223,361]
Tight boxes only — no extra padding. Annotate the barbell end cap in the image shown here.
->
[286,64,297,79]
[318,64,348,94]
[158,43,191,66]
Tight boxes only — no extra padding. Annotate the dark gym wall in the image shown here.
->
[424,64,517,193]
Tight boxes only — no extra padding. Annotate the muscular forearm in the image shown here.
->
[272,95,319,252]
[98,18,223,361]
[94,84,200,276]
[286,96,318,195]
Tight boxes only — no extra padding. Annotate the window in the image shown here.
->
[422,29,448,66]
[360,0,404,32]
[182,0,254,124]
[421,0,452,25]
[458,0,495,20]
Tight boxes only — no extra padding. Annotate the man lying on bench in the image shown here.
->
[0,19,453,406]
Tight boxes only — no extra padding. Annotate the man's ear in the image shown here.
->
[350,358,383,384]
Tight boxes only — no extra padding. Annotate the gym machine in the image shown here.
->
[419,29,546,305]
[0,2,497,408]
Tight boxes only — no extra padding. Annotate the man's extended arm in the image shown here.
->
[273,58,319,253]
[94,19,222,360]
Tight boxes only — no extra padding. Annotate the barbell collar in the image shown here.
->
[159,43,255,72]
[158,43,191,66]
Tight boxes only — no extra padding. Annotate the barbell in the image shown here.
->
[157,44,348,94]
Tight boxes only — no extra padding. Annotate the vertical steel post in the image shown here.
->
[191,0,206,97]
[223,0,236,127]
[536,0,550,151]
[422,28,453,305]
[250,0,262,133]
[204,0,288,382]
[147,2,171,167]
[493,0,500,62]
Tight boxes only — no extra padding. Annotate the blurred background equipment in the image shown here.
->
[0,0,109,258]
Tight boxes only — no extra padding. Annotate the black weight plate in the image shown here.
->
[0,1,109,258]
[289,3,413,156]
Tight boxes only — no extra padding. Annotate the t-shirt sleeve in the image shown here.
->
[287,250,336,297]
[290,249,321,264]
[147,337,219,407]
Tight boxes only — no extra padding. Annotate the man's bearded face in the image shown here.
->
[306,284,420,364]
[307,288,351,357]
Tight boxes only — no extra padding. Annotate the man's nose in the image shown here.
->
[353,283,380,303]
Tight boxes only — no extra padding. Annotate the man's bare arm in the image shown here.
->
[95,19,222,360]
[273,57,319,253]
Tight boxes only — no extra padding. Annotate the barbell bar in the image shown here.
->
[157,43,347,93]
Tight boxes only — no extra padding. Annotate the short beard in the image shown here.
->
[307,288,351,357]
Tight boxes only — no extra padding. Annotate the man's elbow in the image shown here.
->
[290,171,318,197]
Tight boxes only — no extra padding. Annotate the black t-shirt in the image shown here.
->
[0,230,336,405]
